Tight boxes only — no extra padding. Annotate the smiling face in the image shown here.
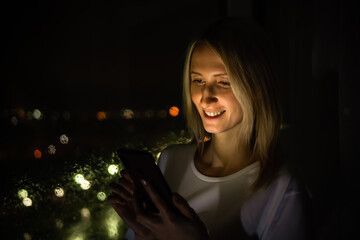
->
[190,43,243,135]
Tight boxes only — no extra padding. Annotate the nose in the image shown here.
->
[200,84,218,106]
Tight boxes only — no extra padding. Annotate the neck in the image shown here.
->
[198,129,253,176]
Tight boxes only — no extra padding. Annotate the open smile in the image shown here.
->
[203,110,226,118]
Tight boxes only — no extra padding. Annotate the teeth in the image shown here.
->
[205,111,224,117]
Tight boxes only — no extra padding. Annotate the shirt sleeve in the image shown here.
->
[264,179,309,240]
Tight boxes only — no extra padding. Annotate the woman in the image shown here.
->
[109,18,311,240]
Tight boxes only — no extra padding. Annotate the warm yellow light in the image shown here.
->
[18,189,28,199]
[17,108,25,119]
[97,192,107,201]
[108,164,119,175]
[23,233,31,240]
[169,106,179,117]
[54,187,65,197]
[156,152,161,160]
[122,109,134,119]
[55,219,64,229]
[80,180,91,190]
[97,111,107,121]
[74,174,85,184]
[23,197,32,207]
[34,149,42,159]
[81,208,90,218]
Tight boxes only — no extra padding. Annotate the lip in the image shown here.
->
[203,110,225,119]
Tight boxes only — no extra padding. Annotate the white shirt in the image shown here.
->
[126,143,309,239]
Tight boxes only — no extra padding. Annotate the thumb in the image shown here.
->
[172,192,197,219]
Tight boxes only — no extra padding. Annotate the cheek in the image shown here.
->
[190,86,201,104]
[228,94,243,120]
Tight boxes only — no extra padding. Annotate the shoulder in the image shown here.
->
[241,170,311,239]
[157,143,197,171]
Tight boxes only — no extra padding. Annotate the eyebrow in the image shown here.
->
[190,71,228,77]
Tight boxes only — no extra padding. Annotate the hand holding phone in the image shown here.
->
[116,148,176,214]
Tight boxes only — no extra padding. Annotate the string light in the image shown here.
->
[97,192,107,201]
[54,187,65,197]
[18,189,28,199]
[48,145,56,155]
[60,134,69,144]
[80,180,91,190]
[107,165,119,175]
[122,109,134,119]
[23,197,32,207]
[74,174,85,184]
[81,208,90,218]
[169,106,179,117]
[32,109,42,120]
[97,111,107,121]
[34,149,42,159]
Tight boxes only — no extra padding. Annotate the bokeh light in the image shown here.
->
[60,134,69,144]
[33,109,42,120]
[23,197,32,207]
[97,192,107,201]
[80,180,91,190]
[74,174,85,184]
[107,164,119,175]
[48,145,56,155]
[34,149,42,159]
[18,189,28,199]
[81,208,90,218]
[23,232,32,240]
[54,187,65,197]
[122,109,134,119]
[104,207,124,239]
[169,106,179,117]
[97,111,107,121]
[17,108,25,119]
[11,116,18,126]
[55,219,64,229]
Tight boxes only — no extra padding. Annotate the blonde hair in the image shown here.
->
[182,18,283,190]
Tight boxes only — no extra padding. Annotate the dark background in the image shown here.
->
[1,0,359,239]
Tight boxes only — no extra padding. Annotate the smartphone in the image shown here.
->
[116,148,176,214]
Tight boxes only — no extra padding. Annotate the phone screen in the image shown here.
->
[117,148,176,213]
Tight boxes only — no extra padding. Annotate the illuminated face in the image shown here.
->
[190,44,243,134]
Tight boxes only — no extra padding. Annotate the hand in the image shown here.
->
[134,179,210,240]
[108,170,156,240]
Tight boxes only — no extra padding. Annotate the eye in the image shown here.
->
[192,79,205,85]
[218,81,231,87]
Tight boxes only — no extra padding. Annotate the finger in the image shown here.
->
[120,169,134,183]
[108,196,154,238]
[132,191,160,229]
[108,194,127,205]
[109,183,132,201]
[140,179,172,216]
[172,192,198,220]
[112,176,135,195]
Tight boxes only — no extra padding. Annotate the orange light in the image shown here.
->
[169,106,179,117]
[96,111,106,121]
[34,149,42,159]
[17,108,25,119]
[204,136,210,142]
